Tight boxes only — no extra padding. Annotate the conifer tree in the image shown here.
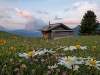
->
[79,10,99,35]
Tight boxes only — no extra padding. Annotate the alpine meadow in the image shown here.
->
[1,30,100,75]
[0,0,100,75]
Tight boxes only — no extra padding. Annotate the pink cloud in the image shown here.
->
[6,7,33,22]
[0,21,25,29]
[17,11,32,21]
[62,19,80,24]
[0,7,5,15]
[0,7,46,29]
[61,19,80,28]
[14,8,33,22]
[14,8,20,12]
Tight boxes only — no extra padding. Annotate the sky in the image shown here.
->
[0,0,100,29]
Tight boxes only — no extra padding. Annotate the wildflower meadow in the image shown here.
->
[0,31,100,75]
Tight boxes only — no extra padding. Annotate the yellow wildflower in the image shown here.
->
[10,47,16,50]
[76,45,80,49]
[93,46,96,50]
[13,47,16,50]
[24,40,26,43]
[10,47,14,50]
[90,60,96,65]
[28,51,35,56]
[66,58,74,62]
[0,54,2,57]
[0,39,6,45]
[14,36,17,40]
[68,47,70,50]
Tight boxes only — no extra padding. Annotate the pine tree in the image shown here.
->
[79,10,99,35]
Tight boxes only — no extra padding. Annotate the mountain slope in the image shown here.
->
[0,30,24,40]
[72,25,80,36]
[0,26,8,31]
[8,29,41,37]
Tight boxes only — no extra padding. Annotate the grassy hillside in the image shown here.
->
[0,31,100,75]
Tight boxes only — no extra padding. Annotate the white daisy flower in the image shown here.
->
[18,53,28,58]
[64,46,76,51]
[58,56,77,69]
[48,64,58,69]
[85,58,100,70]
[80,46,87,50]
[56,46,66,50]
[18,48,55,58]
[76,57,85,64]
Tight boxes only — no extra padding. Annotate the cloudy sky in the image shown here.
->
[0,0,100,29]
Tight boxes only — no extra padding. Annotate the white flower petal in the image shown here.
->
[18,53,28,57]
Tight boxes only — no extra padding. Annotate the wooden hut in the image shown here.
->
[38,23,73,39]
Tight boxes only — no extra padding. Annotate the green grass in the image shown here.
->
[0,31,100,75]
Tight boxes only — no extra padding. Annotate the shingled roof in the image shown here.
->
[38,23,73,31]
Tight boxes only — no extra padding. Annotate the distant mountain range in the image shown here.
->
[8,29,41,37]
[0,26,41,37]
[0,26,9,31]
[72,23,100,35]
[0,25,79,37]
[72,25,80,36]
[0,23,100,37]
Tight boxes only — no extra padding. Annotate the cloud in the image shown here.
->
[33,9,49,15]
[0,14,11,19]
[0,7,5,15]
[2,7,47,29]
[43,11,49,15]
[33,9,42,14]
[62,19,80,24]
[64,8,70,12]
[73,1,84,6]
[64,6,70,12]
[0,22,25,29]
[72,1,100,22]
[0,7,11,19]
[7,7,33,22]
[8,7,47,24]
[73,1,100,14]
[55,15,63,20]
[72,6,78,10]
[17,11,33,21]
[61,19,80,28]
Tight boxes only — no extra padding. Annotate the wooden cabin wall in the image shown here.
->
[41,31,51,38]
[51,31,73,38]
[41,31,48,38]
